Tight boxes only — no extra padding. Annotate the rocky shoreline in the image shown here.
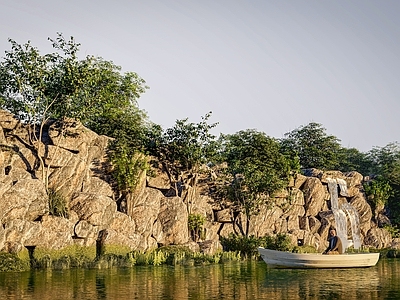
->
[1,109,399,262]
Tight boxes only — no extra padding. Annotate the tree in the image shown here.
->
[336,147,372,175]
[363,176,393,220]
[366,142,400,225]
[156,112,218,177]
[0,34,148,127]
[219,129,294,236]
[281,122,342,170]
[367,143,400,184]
[0,33,149,193]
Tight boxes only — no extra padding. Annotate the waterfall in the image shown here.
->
[342,203,362,249]
[326,178,362,251]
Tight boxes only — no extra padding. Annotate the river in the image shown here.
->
[0,259,399,299]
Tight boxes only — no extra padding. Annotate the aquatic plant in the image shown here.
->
[0,252,30,272]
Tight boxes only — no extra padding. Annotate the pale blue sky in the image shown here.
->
[1,0,399,151]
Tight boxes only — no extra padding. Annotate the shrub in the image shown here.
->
[220,233,294,258]
[188,214,206,241]
[48,188,69,218]
[0,252,30,272]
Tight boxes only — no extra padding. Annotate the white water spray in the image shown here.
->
[326,178,362,251]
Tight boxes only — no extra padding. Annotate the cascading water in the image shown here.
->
[342,203,362,249]
[326,177,362,251]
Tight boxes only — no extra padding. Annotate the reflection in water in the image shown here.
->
[261,266,381,299]
[96,273,107,299]
[0,260,399,299]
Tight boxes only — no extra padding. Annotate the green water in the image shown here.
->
[0,259,399,299]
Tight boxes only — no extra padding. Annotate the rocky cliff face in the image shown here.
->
[0,110,395,256]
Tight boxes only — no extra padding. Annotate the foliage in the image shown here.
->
[281,122,342,170]
[108,141,148,193]
[383,225,400,238]
[130,250,167,266]
[220,233,293,258]
[291,245,318,253]
[32,245,96,269]
[0,34,149,201]
[367,143,400,184]
[48,188,69,218]
[366,143,400,225]
[0,252,30,272]
[131,246,235,266]
[154,112,218,179]
[336,147,372,174]
[363,176,393,208]
[386,249,400,258]
[0,33,148,127]
[218,129,293,235]
[188,214,206,241]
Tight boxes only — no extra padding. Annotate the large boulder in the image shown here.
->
[74,220,98,245]
[69,193,117,227]
[364,228,392,248]
[48,155,90,201]
[81,177,114,198]
[0,178,48,223]
[294,173,308,189]
[0,110,20,130]
[248,205,283,236]
[349,193,372,236]
[29,215,75,250]
[146,160,171,190]
[308,216,321,234]
[2,216,75,251]
[102,228,142,251]
[2,219,41,250]
[130,188,163,236]
[215,209,232,223]
[302,177,326,216]
[188,194,214,222]
[47,119,99,152]
[343,171,364,197]
[198,240,223,255]
[45,120,110,200]
[158,197,189,245]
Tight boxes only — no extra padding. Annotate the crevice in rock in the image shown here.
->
[25,246,36,268]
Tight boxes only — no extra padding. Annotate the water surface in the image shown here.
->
[0,259,399,299]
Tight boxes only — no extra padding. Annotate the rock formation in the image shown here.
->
[0,110,394,256]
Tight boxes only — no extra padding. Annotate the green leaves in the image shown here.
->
[109,141,148,193]
[222,129,292,196]
[281,122,342,170]
[0,33,148,128]
[188,214,206,241]
[156,112,218,177]
[219,130,294,234]
[364,176,393,206]
[0,33,150,200]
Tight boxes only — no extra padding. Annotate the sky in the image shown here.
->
[1,0,399,152]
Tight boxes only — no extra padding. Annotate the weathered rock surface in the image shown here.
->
[303,177,326,216]
[158,197,189,245]
[0,109,394,256]
[364,228,392,248]
[0,178,48,223]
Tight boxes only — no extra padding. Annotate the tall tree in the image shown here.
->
[281,122,341,170]
[0,33,149,192]
[152,112,218,196]
[366,142,400,225]
[219,129,294,236]
[336,147,372,175]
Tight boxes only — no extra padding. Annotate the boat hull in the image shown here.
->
[258,247,380,269]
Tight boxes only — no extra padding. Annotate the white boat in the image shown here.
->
[258,247,380,269]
